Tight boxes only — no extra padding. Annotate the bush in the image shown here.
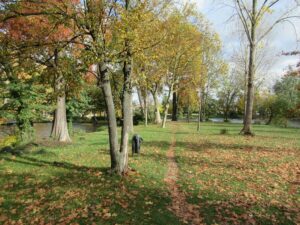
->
[133,113,144,126]
[220,129,229,135]
[0,135,18,148]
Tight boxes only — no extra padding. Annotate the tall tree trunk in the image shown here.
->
[172,91,178,121]
[152,90,162,124]
[243,45,249,126]
[117,1,135,174]
[98,62,119,171]
[51,76,71,142]
[201,90,207,122]
[162,84,173,128]
[224,108,229,122]
[243,69,248,126]
[197,88,202,132]
[162,103,169,129]
[144,89,148,127]
[242,0,257,135]
[266,110,273,125]
[119,52,133,174]
[129,93,134,132]
[137,87,145,115]
[187,106,190,123]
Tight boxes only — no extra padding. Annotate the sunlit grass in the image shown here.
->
[0,122,299,224]
[175,122,300,225]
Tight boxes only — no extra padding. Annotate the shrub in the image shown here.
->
[0,135,18,148]
[220,129,229,135]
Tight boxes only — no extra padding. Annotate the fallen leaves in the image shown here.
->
[174,124,300,224]
[0,214,8,222]
[0,123,299,224]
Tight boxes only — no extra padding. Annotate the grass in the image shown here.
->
[0,122,299,224]
[175,122,300,225]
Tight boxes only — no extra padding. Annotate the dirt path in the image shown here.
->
[164,135,203,225]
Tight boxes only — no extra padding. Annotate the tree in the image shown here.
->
[272,74,300,126]
[68,0,169,174]
[0,36,48,141]
[256,90,276,125]
[217,69,243,122]
[232,0,300,135]
[231,23,277,126]
[159,9,203,128]
[178,79,199,123]
[197,29,225,130]
[0,0,81,142]
[133,38,165,126]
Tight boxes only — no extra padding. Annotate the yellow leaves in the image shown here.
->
[17,71,32,80]
[261,6,274,15]
[0,135,17,148]
[6,169,13,175]
[45,87,53,94]
[101,208,117,220]
[270,199,280,205]
[103,209,111,219]
[145,201,154,205]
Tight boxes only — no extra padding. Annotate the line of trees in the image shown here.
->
[2,0,298,175]
[0,0,225,175]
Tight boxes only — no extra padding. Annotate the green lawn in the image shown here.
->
[0,122,299,224]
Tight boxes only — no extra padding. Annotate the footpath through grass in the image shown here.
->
[0,122,299,224]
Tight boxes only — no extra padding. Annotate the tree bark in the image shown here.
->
[266,110,273,125]
[152,89,162,124]
[197,88,202,132]
[119,52,133,175]
[172,91,178,121]
[224,108,229,122]
[201,89,207,122]
[144,89,148,127]
[98,62,119,171]
[242,0,257,135]
[243,66,248,126]
[137,87,145,115]
[51,76,71,142]
[129,92,134,132]
[186,96,190,123]
[162,84,173,128]
[162,103,169,129]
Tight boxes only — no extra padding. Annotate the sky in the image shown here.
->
[180,0,300,87]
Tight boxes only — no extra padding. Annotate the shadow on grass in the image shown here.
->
[0,154,107,174]
[185,190,298,225]
[145,140,277,153]
[0,157,180,225]
[0,141,74,155]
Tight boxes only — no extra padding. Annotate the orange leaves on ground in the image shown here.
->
[175,125,300,224]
